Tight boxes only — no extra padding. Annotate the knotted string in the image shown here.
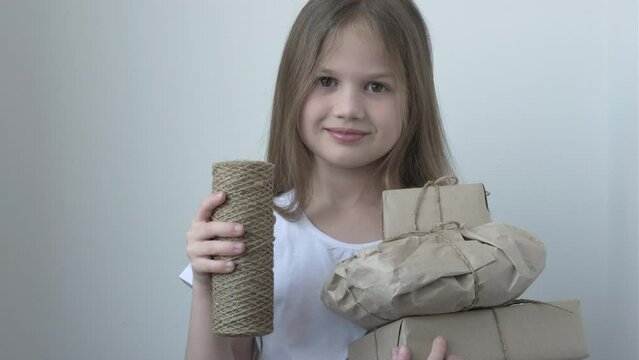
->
[413,176,459,232]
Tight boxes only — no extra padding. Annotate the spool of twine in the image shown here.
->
[210,160,275,337]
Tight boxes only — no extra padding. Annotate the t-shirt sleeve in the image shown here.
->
[178,264,193,288]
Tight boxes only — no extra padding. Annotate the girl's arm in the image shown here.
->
[184,281,254,360]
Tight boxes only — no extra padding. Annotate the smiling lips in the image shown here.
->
[325,127,370,143]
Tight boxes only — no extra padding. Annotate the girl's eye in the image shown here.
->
[367,82,388,93]
[317,77,336,87]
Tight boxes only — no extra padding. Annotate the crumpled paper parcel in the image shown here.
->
[321,222,546,330]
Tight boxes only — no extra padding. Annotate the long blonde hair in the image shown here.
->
[266,0,456,221]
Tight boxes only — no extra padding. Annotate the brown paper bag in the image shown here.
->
[321,223,546,330]
[382,176,491,240]
[348,300,590,360]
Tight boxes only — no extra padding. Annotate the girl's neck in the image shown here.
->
[308,158,383,211]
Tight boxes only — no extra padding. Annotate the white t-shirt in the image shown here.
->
[179,192,382,360]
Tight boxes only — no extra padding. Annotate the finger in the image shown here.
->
[392,346,411,360]
[200,240,246,257]
[193,258,236,273]
[187,221,244,243]
[192,192,226,224]
[426,336,447,360]
[187,240,246,262]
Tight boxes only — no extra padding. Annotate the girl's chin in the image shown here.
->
[315,154,384,170]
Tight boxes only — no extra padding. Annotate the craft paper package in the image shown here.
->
[382,178,490,240]
[348,300,590,360]
[321,222,546,329]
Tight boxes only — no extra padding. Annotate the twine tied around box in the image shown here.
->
[412,175,459,231]
[210,160,275,337]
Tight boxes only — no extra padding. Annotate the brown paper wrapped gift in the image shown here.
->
[382,176,491,240]
[321,223,546,330]
[348,300,590,360]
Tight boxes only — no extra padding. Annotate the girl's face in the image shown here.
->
[300,22,403,171]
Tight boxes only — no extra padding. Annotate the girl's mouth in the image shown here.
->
[324,128,369,143]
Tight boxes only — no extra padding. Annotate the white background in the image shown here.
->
[0,1,636,359]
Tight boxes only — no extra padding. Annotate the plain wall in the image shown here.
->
[0,1,636,359]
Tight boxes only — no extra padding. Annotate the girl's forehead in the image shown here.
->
[321,21,383,56]
[317,21,399,76]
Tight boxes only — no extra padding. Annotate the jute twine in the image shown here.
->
[412,175,459,231]
[210,160,275,337]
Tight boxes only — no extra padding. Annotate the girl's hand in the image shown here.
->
[185,191,246,288]
[392,336,463,360]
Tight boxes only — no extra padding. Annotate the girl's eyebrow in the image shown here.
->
[318,67,395,80]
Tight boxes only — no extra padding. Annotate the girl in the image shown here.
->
[182,1,464,359]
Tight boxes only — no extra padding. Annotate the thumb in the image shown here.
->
[426,336,447,360]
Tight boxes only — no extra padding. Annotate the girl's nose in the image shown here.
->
[332,85,365,120]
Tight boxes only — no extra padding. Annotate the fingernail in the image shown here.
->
[225,261,234,270]
[214,191,223,198]
[233,243,244,252]
[234,224,243,233]
[398,346,409,355]
[392,347,399,358]
[435,336,444,345]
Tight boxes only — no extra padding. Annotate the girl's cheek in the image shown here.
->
[302,95,328,119]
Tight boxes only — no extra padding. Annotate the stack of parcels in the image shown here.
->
[321,177,590,360]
